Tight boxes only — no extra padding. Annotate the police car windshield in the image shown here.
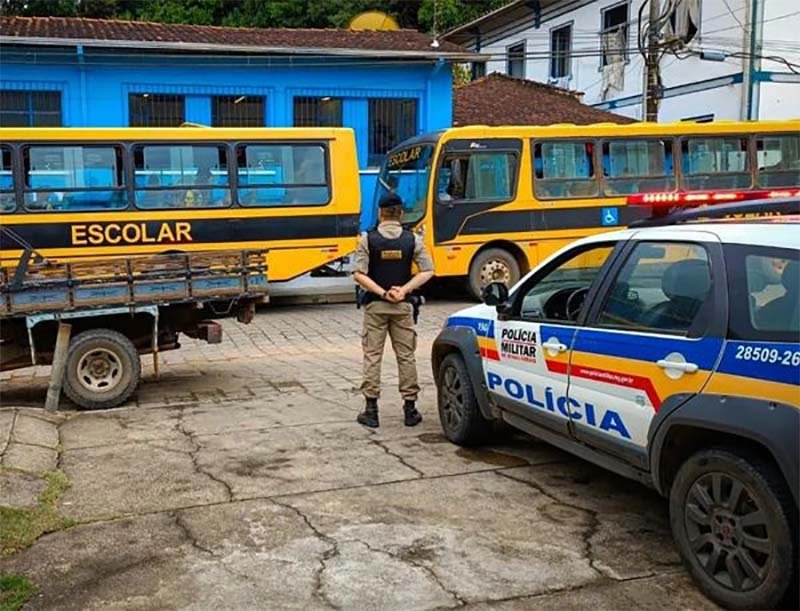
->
[375,144,434,226]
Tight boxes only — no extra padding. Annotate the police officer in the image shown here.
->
[353,193,434,428]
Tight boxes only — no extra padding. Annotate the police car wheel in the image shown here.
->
[437,353,488,446]
[669,447,796,610]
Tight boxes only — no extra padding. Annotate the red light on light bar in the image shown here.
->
[627,189,800,207]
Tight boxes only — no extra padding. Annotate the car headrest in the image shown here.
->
[662,259,711,301]
[782,260,799,295]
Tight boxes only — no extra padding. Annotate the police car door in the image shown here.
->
[568,233,727,465]
[489,242,619,438]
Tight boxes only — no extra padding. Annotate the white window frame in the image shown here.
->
[506,41,526,79]
[549,22,573,80]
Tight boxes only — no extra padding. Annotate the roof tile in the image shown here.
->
[454,73,636,126]
[0,16,468,55]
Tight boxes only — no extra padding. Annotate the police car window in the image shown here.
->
[746,254,799,335]
[519,245,614,322]
[23,145,127,212]
[596,242,712,337]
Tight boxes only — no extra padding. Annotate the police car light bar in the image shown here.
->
[627,189,800,207]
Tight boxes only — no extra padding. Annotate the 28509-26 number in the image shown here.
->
[735,345,800,367]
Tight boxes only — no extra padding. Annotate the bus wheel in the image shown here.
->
[468,248,520,301]
[63,329,141,410]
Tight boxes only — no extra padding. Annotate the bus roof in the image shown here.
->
[0,126,356,142]
[435,119,800,140]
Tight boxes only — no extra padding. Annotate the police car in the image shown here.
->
[432,198,799,610]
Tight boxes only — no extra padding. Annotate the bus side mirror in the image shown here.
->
[482,282,509,307]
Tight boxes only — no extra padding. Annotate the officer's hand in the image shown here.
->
[388,286,407,302]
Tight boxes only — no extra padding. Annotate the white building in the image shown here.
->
[442,0,800,122]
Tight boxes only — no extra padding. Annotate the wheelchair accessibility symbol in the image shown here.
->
[601,207,619,226]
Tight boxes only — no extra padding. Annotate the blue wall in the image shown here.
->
[0,46,454,229]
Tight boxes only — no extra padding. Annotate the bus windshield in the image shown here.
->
[374,144,434,227]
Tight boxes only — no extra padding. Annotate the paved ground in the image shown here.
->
[0,301,716,610]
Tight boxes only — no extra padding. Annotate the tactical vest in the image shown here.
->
[363,228,415,304]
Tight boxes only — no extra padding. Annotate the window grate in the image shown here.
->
[129,94,185,127]
[212,95,265,127]
[367,98,417,167]
[0,90,62,127]
[293,97,343,127]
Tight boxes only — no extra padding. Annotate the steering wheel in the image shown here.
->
[565,287,590,321]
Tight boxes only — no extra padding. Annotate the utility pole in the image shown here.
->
[644,0,662,122]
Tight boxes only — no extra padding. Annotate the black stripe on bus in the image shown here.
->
[456,205,650,237]
[0,213,360,251]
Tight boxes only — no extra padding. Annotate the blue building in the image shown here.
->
[0,17,477,227]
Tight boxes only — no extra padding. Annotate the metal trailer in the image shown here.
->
[0,249,268,410]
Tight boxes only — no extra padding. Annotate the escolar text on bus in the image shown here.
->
[71,222,193,246]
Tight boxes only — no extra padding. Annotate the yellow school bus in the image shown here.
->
[373,120,800,298]
[0,127,360,281]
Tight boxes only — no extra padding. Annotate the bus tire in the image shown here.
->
[63,329,141,410]
[468,248,520,301]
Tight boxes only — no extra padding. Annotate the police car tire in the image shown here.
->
[63,329,141,410]
[467,248,520,302]
[437,352,489,446]
[669,447,796,610]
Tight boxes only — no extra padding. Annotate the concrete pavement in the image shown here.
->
[0,301,715,610]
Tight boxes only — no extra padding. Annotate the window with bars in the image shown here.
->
[367,98,418,167]
[129,94,185,127]
[293,97,343,127]
[0,90,62,127]
[507,42,526,78]
[550,24,572,79]
[212,95,265,127]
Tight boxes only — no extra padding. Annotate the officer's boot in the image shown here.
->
[357,398,380,428]
[403,400,422,427]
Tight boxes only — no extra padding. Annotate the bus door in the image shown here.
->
[431,138,523,247]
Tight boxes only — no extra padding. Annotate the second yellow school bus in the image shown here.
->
[373,120,800,298]
[0,127,361,281]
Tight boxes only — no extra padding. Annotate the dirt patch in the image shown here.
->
[455,448,527,468]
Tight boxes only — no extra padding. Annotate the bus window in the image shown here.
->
[756,134,800,188]
[374,144,433,225]
[602,139,675,195]
[134,144,230,209]
[237,143,329,207]
[533,141,598,199]
[681,137,751,190]
[23,145,126,212]
[0,146,14,212]
[437,150,517,203]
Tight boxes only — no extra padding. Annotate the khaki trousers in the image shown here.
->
[361,301,419,401]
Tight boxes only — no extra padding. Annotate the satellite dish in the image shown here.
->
[348,11,400,31]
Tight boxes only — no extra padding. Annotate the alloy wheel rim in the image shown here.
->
[479,259,511,287]
[685,471,772,592]
[440,366,464,431]
[77,348,122,393]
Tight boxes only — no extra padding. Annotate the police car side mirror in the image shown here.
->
[482,282,509,307]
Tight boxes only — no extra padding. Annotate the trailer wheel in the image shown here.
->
[63,329,141,410]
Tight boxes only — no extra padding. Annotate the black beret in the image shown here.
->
[378,193,403,209]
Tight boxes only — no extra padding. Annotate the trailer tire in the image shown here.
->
[63,329,141,410]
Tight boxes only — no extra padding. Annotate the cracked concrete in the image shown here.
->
[0,302,716,609]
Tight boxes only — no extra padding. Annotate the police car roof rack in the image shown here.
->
[630,197,800,228]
